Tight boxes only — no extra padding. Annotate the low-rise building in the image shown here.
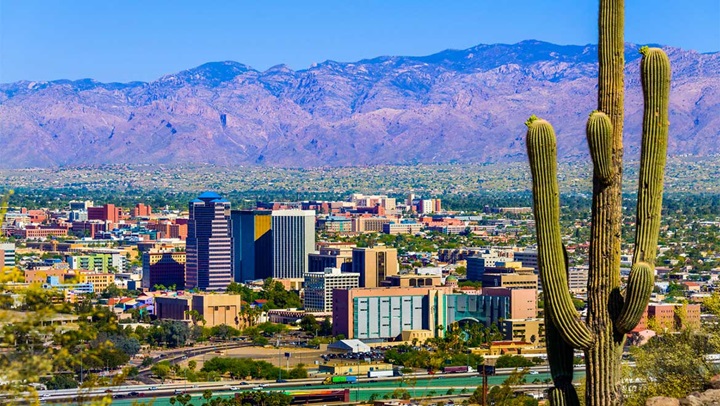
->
[76,271,115,292]
[308,246,353,273]
[633,303,702,332]
[352,217,393,233]
[332,286,534,341]
[267,308,332,324]
[68,253,114,272]
[382,221,423,235]
[304,267,360,312]
[155,293,243,328]
[382,273,442,288]
[142,250,186,290]
[0,243,16,267]
[568,266,589,293]
[481,272,538,290]
[500,318,545,345]
[318,216,352,233]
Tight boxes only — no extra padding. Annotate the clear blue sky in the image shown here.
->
[1,0,718,83]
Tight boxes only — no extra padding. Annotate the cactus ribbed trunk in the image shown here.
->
[587,0,625,404]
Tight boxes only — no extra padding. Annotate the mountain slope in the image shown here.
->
[0,41,718,168]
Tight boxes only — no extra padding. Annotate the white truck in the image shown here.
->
[367,370,394,378]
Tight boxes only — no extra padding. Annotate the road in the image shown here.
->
[36,367,585,404]
[134,342,253,383]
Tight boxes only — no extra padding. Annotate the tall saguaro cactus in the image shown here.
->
[524,1,671,405]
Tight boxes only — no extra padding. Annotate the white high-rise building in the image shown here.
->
[304,267,360,312]
[271,210,316,279]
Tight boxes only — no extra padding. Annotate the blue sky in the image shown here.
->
[1,0,718,83]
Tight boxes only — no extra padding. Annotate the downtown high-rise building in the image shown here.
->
[231,209,316,281]
[271,210,315,279]
[230,210,273,283]
[351,246,399,287]
[186,192,232,291]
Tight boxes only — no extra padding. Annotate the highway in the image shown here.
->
[34,367,585,404]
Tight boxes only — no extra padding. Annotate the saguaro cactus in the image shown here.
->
[524,1,671,405]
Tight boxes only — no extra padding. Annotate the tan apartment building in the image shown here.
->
[500,318,545,345]
[76,271,115,292]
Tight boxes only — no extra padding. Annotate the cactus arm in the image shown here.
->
[615,262,654,333]
[632,47,671,265]
[526,117,594,350]
[614,47,670,335]
[545,261,582,406]
[586,112,614,184]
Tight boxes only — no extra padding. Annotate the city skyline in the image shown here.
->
[1,1,718,83]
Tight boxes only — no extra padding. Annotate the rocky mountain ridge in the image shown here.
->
[0,40,718,168]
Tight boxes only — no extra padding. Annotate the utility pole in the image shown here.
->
[277,337,282,381]
[481,362,488,406]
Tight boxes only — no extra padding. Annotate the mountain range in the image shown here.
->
[0,40,718,168]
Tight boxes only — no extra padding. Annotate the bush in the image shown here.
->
[495,354,534,369]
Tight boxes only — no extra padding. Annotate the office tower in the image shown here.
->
[271,210,315,279]
[142,250,186,290]
[186,192,232,291]
[351,246,398,287]
[230,210,272,282]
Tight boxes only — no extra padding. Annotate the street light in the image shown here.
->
[356,343,360,402]
[277,336,282,381]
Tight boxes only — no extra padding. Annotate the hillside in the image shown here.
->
[0,40,718,168]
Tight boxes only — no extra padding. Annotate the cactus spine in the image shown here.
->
[524,1,671,405]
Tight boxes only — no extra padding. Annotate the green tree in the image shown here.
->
[495,354,534,369]
[151,362,171,382]
[471,369,535,406]
[319,317,333,336]
[287,364,308,379]
[209,324,241,340]
[299,314,319,334]
[622,294,720,405]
